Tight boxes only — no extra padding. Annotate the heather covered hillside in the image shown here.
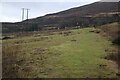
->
[2,2,120,33]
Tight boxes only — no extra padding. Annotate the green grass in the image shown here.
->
[2,27,118,78]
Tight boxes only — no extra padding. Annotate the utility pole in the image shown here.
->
[22,8,25,21]
[26,8,30,20]
[21,8,30,21]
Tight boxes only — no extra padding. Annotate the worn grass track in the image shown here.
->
[2,27,118,78]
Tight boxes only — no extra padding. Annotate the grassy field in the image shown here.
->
[2,27,118,78]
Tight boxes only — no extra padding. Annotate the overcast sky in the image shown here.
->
[0,0,119,22]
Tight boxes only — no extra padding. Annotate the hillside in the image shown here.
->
[2,2,120,33]
[23,2,119,23]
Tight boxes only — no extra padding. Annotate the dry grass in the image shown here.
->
[2,27,118,78]
[2,44,21,78]
[98,22,120,76]
[104,46,119,62]
[98,22,119,39]
[104,46,120,76]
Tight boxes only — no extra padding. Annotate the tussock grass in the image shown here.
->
[98,22,120,76]
[98,22,119,39]
[2,44,21,78]
[2,27,118,78]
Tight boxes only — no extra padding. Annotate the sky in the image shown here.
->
[0,0,119,22]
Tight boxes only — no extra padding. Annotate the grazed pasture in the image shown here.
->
[2,27,118,78]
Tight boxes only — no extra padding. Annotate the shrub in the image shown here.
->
[104,53,118,61]
[112,35,120,45]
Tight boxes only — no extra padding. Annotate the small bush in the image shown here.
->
[104,53,118,61]
[112,35,120,45]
